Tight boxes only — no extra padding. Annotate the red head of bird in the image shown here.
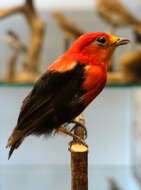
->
[67,32,129,65]
[50,32,130,72]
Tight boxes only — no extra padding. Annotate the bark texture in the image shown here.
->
[69,114,88,190]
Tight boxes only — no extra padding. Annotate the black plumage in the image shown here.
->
[7,63,86,158]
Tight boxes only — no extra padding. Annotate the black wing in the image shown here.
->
[18,63,86,132]
[7,63,86,155]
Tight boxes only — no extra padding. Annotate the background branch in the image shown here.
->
[25,0,34,9]
[5,30,27,83]
[52,12,84,51]
[0,7,24,18]
[0,0,46,83]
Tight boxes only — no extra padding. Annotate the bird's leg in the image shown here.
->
[60,114,87,138]
[70,121,87,139]
[70,114,87,139]
[57,127,87,146]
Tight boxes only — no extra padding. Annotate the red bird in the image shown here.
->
[6,32,129,159]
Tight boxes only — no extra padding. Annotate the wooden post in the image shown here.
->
[69,114,88,190]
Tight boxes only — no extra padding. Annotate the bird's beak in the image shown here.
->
[114,38,130,47]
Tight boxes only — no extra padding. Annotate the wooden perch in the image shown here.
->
[0,0,46,83]
[69,114,88,190]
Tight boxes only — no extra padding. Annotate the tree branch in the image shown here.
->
[0,6,24,18]
[25,0,34,9]
[5,30,27,83]
[0,0,46,82]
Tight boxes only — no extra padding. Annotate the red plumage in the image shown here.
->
[6,32,129,159]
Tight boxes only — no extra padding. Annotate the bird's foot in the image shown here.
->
[57,127,87,147]
[70,120,87,140]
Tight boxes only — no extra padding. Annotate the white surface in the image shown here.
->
[0,0,94,10]
[0,87,132,166]
[0,0,141,14]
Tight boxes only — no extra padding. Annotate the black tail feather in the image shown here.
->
[8,145,16,160]
[8,140,22,160]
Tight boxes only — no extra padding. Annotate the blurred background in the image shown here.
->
[0,0,141,190]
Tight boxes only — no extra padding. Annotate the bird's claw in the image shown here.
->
[57,127,87,146]
[70,120,87,139]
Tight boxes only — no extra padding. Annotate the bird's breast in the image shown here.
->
[82,64,107,106]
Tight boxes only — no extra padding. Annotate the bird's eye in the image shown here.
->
[96,36,107,44]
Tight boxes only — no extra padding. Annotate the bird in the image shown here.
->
[6,32,129,159]
[95,0,141,34]
[52,12,84,50]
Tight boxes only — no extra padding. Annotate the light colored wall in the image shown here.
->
[0,87,132,166]
[0,0,94,10]
[0,0,141,14]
